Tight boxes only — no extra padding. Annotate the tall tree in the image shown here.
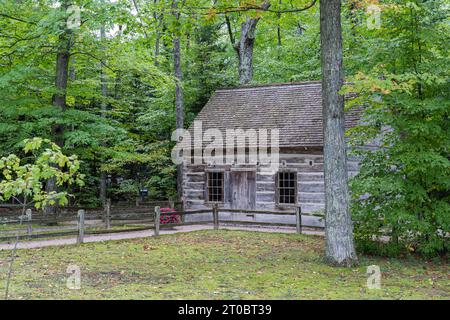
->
[45,0,73,216]
[153,0,163,66]
[99,24,108,206]
[320,0,357,266]
[172,0,184,199]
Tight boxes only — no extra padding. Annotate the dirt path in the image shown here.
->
[0,224,324,250]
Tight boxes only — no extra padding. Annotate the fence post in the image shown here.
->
[77,209,85,244]
[296,206,302,234]
[26,209,32,238]
[154,206,160,237]
[213,204,219,230]
[105,198,111,229]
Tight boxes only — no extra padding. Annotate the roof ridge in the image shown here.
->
[216,81,322,92]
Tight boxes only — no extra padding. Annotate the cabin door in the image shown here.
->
[230,171,256,210]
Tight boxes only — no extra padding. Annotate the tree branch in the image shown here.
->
[71,51,117,73]
[0,13,35,24]
[224,15,237,50]
[187,0,317,15]
[130,0,149,39]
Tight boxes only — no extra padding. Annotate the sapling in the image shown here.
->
[0,137,84,299]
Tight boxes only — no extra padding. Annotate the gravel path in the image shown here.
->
[0,224,323,250]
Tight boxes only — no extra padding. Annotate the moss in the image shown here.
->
[0,230,448,300]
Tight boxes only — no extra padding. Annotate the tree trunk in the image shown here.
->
[53,41,70,114]
[227,2,270,85]
[154,0,162,66]
[45,0,71,217]
[320,0,357,266]
[237,18,258,85]
[277,0,282,47]
[99,25,107,207]
[172,0,184,200]
[173,37,183,131]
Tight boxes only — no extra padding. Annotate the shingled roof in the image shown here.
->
[190,81,360,148]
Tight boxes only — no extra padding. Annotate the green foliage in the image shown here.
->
[253,3,321,83]
[0,138,84,208]
[143,145,177,200]
[345,0,450,257]
[109,179,139,202]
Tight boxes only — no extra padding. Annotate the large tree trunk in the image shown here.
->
[225,2,270,85]
[172,0,184,200]
[237,18,258,85]
[173,37,183,130]
[320,0,357,266]
[53,42,70,114]
[45,1,71,217]
[99,25,107,207]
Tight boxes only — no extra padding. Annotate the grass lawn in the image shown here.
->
[0,230,448,300]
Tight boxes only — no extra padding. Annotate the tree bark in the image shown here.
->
[237,17,258,85]
[172,0,184,200]
[53,38,70,114]
[173,37,183,129]
[320,0,357,266]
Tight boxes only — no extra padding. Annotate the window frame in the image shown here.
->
[205,169,225,204]
[275,169,298,207]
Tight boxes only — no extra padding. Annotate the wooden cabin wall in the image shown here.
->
[182,148,359,214]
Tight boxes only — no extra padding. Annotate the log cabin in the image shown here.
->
[178,81,361,226]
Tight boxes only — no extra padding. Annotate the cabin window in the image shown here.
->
[207,171,224,202]
[277,171,297,205]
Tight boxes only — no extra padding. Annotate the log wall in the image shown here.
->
[182,148,359,215]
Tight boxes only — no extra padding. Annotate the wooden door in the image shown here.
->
[231,171,256,210]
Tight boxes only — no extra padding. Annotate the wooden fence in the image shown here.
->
[0,201,325,244]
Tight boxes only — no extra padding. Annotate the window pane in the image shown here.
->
[208,172,224,202]
[278,171,297,204]
[289,178,295,188]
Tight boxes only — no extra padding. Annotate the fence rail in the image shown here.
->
[0,200,325,244]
